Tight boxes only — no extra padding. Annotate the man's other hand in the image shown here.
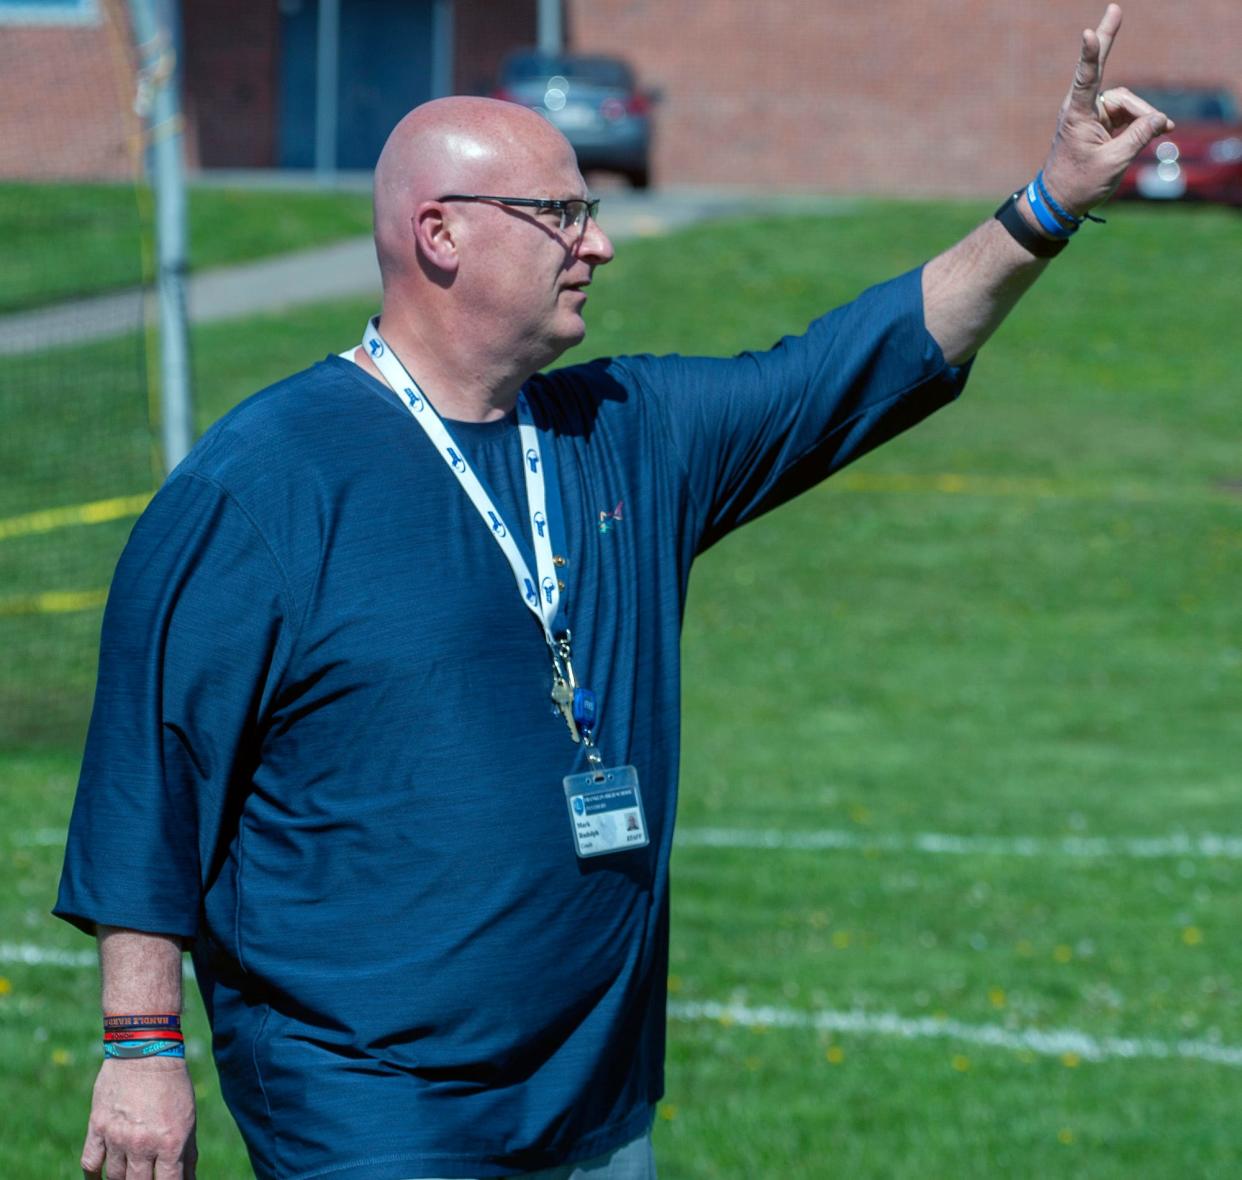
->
[81,1057,197,1179]
[1042,4,1174,217]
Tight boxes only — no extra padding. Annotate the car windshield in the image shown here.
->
[1133,87,1240,123]
[502,52,633,89]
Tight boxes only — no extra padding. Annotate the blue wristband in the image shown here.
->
[104,1038,186,1059]
[1034,171,1083,229]
[1025,178,1076,239]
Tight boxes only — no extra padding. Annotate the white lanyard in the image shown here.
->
[360,318,564,647]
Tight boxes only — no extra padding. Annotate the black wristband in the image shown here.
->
[993,191,1068,259]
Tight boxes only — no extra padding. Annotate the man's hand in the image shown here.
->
[81,1057,197,1179]
[1041,4,1174,217]
[923,4,1175,362]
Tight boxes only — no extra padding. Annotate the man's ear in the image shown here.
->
[412,201,460,274]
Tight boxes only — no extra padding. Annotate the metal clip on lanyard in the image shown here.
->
[550,631,602,766]
[360,319,599,758]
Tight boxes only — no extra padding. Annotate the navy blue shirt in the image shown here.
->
[57,269,968,1179]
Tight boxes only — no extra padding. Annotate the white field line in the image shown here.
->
[18,825,1242,861]
[675,826,1242,860]
[7,939,1238,1068]
[0,942,96,968]
[16,824,1242,864]
[669,999,1242,1069]
[0,941,197,979]
[14,827,67,846]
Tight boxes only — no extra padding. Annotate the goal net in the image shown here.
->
[0,0,160,749]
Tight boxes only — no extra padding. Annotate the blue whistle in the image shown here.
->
[572,687,597,729]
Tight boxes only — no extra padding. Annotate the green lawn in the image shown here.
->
[0,182,372,314]
[3,198,1241,1177]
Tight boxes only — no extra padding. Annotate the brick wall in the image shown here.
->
[454,0,536,97]
[181,0,279,168]
[565,0,1242,194]
[6,0,1236,188]
[0,0,139,180]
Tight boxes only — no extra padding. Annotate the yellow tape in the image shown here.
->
[832,471,1061,497]
[0,588,108,617]
[829,471,1216,502]
[0,493,152,542]
[0,470,1224,556]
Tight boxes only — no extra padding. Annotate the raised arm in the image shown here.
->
[923,4,1172,364]
[80,927,197,1179]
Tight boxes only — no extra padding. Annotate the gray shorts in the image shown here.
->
[407,1127,656,1180]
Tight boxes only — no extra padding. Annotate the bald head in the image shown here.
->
[362,97,613,414]
[372,97,579,284]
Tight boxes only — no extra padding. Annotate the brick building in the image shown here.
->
[3,0,1238,193]
[0,0,140,179]
[576,0,1241,195]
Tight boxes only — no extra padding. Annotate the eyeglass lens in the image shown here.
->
[560,200,600,232]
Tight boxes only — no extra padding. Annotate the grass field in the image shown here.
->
[2,197,1240,1177]
[0,182,372,314]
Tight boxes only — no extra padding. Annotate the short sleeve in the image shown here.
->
[615,266,971,551]
[54,472,296,940]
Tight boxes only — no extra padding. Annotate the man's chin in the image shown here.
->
[525,313,589,374]
[543,317,587,361]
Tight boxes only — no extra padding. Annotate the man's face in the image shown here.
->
[454,139,615,369]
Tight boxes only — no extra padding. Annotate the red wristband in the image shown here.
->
[103,1028,185,1042]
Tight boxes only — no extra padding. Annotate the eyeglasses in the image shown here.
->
[438,194,601,234]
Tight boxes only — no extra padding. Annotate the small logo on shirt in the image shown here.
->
[541,576,556,604]
[368,338,385,358]
[403,387,424,412]
[525,448,540,474]
[487,511,507,538]
[533,510,547,538]
[598,500,624,534]
[446,447,467,473]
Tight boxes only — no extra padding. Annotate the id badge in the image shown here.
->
[563,764,649,858]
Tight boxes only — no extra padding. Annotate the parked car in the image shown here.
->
[1114,84,1242,206]
[494,51,656,188]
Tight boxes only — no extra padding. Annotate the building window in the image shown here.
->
[0,0,100,26]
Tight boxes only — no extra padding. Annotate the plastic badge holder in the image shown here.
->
[563,764,648,858]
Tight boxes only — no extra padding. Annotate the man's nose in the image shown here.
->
[578,217,615,265]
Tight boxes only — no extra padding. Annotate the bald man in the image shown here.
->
[58,9,1168,1179]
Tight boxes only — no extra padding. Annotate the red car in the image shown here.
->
[1114,85,1242,206]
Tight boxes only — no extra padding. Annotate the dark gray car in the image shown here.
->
[495,51,654,189]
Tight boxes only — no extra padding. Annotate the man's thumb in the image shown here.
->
[1124,114,1169,155]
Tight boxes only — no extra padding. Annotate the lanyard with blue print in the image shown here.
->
[360,318,601,761]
